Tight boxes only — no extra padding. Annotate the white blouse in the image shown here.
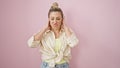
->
[27,29,79,67]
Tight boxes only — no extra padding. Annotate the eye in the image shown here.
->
[51,18,54,20]
[56,17,60,20]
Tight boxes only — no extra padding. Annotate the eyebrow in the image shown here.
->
[50,16,61,18]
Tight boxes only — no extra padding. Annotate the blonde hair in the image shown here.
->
[51,2,59,9]
[48,2,64,18]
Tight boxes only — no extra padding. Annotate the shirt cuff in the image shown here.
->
[66,33,79,47]
[27,36,40,48]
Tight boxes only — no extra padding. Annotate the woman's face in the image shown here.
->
[49,11,63,30]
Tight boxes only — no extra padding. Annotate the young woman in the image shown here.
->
[28,2,79,68]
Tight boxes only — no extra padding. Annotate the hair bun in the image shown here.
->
[51,2,59,9]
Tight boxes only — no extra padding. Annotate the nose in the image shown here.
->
[53,19,57,23]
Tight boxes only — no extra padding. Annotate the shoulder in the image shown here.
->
[43,30,53,37]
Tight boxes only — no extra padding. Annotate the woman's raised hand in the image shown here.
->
[62,19,69,31]
[62,19,72,37]
[34,22,51,41]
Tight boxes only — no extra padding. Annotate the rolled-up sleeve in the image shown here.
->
[27,36,40,48]
[66,31,79,48]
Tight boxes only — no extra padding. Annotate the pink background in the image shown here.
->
[0,0,120,68]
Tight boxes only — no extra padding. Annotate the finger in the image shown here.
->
[63,18,65,25]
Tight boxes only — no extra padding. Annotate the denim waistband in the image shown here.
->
[41,61,69,68]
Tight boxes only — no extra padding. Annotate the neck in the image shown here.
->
[52,28,61,38]
[53,30,60,35]
[52,28,60,33]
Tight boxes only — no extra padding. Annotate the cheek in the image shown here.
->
[59,22,62,26]
[49,21,54,26]
[58,20,62,25]
[55,21,62,26]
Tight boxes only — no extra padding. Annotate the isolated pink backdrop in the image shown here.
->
[0,0,120,68]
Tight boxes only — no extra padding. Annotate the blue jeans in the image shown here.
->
[41,62,69,68]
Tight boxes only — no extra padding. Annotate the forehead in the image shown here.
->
[49,11,62,17]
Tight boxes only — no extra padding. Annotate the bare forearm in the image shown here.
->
[64,27,72,37]
[34,27,48,41]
